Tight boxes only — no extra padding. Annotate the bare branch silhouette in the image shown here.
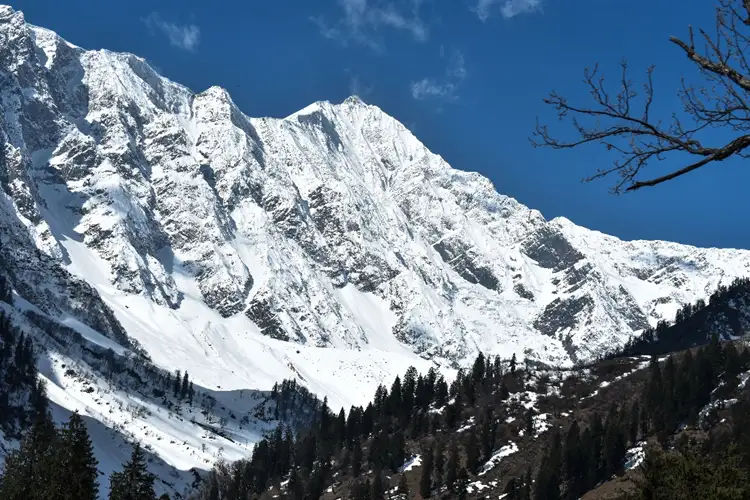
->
[531,0,750,192]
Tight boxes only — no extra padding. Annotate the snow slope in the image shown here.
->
[0,5,749,493]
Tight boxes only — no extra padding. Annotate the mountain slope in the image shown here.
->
[1,4,750,488]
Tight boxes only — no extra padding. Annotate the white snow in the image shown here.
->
[624,442,646,470]
[399,454,422,472]
[479,442,519,476]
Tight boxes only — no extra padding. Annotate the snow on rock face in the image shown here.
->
[1,5,750,409]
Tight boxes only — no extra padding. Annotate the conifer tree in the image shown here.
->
[370,468,384,500]
[351,439,363,477]
[288,468,304,500]
[433,439,445,487]
[390,431,406,472]
[180,372,189,399]
[563,420,582,500]
[628,401,640,445]
[0,380,58,500]
[525,409,535,437]
[510,353,517,374]
[173,370,181,399]
[445,439,459,491]
[58,411,99,500]
[109,443,156,500]
[499,380,510,400]
[465,430,480,474]
[480,407,495,462]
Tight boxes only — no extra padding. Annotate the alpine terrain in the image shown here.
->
[0,4,749,497]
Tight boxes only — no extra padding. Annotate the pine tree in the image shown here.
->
[499,380,510,400]
[180,372,189,399]
[351,439,363,477]
[419,445,434,498]
[563,420,582,500]
[109,443,156,500]
[0,380,58,500]
[370,468,384,500]
[173,370,181,399]
[646,356,664,432]
[288,468,304,500]
[480,408,495,462]
[525,409,535,437]
[465,430,480,474]
[445,439,459,491]
[628,401,640,445]
[390,431,406,472]
[57,412,99,500]
[433,439,445,487]
[188,382,194,405]
[510,353,517,374]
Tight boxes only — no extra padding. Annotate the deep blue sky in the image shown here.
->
[12,0,750,249]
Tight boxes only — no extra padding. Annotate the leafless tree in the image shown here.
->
[532,0,750,193]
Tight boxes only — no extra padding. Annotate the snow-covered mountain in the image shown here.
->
[1,5,749,492]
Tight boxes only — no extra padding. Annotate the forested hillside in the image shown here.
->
[186,280,750,500]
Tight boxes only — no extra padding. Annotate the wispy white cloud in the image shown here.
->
[411,48,467,101]
[348,73,375,97]
[142,12,200,51]
[411,79,457,100]
[473,0,543,22]
[312,0,428,52]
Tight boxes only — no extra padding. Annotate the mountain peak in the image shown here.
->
[343,94,367,106]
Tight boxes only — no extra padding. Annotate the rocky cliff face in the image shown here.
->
[1,4,749,384]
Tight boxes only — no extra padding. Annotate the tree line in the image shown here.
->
[190,351,528,499]
[504,334,750,500]
[615,277,750,358]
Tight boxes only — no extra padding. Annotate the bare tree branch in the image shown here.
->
[532,0,750,193]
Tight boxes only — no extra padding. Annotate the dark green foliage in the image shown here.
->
[419,444,434,498]
[445,439,459,491]
[57,412,99,500]
[184,324,750,500]
[173,370,181,398]
[0,381,57,500]
[0,274,13,305]
[351,439,363,476]
[465,429,480,474]
[180,371,189,399]
[433,439,445,487]
[616,277,750,357]
[631,444,750,500]
[108,443,156,500]
[370,468,384,500]
[0,312,38,435]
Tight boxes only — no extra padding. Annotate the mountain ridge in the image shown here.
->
[3,2,750,372]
